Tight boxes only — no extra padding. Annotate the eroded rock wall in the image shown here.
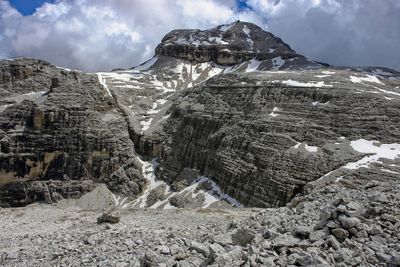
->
[155,72,400,207]
[0,59,144,207]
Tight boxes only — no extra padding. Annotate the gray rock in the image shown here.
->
[190,241,209,257]
[97,211,120,224]
[369,194,389,204]
[330,228,349,242]
[309,230,327,243]
[263,228,280,240]
[326,235,341,250]
[212,234,233,246]
[214,246,247,266]
[271,234,300,248]
[0,58,145,207]
[338,215,361,229]
[231,228,255,247]
[141,249,165,266]
[156,245,170,255]
[208,243,226,261]
[155,21,308,66]
[293,225,312,239]
[376,251,392,263]
[390,253,400,265]
[334,248,353,263]
[380,214,399,224]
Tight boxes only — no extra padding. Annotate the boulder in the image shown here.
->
[96,211,120,224]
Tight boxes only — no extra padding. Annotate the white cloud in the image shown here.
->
[0,0,252,71]
[246,0,400,70]
[0,0,399,71]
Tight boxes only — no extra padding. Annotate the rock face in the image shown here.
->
[1,21,400,209]
[0,58,144,207]
[155,21,317,67]
[154,70,400,207]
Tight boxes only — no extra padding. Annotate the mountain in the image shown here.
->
[155,21,321,68]
[1,21,400,267]
[0,21,400,208]
[0,58,144,206]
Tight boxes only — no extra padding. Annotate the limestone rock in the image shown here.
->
[231,228,255,247]
[189,241,209,257]
[96,211,121,224]
[0,58,145,207]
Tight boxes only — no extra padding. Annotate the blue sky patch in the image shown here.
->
[236,0,251,11]
[9,0,55,15]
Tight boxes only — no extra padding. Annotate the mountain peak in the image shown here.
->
[156,21,298,65]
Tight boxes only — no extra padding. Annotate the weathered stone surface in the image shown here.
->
[208,243,226,261]
[155,21,317,68]
[96,211,121,224]
[331,228,349,242]
[0,58,145,207]
[231,228,255,247]
[338,215,361,229]
[155,70,400,207]
[189,241,209,257]
[85,21,400,210]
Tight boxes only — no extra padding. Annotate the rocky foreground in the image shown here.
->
[1,173,399,267]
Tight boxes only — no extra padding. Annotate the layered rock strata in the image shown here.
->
[0,58,144,207]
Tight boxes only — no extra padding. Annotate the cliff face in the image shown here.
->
[0,59,144,207]
[96,22,400,209]
[155,21,318,67]
[2,21,400,208]
[155,70,400,207]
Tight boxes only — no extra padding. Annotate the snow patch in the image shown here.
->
[118,157,243,209]
[282,80,332,87]
[269,107,280,117]
[336,176,343,182]
[140,118,153,132]
[344,139,400,170]
[97,73,114,97]
[292,142,318,153]
[242,25,253,48]
[312,101,329,106]
[381,169,399,174]
[198,176,243,208]
[374,87,400,96]
[322,71,335,75]
[350,75,383,85]
[245,59,261,72]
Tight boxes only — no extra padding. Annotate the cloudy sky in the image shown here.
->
[1,0,399,71]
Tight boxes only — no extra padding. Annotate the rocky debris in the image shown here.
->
[231,228,255,247]
[190,241,209,257]
[96,210,121,224]
[1,173,398,266]
[208,243,226,261]
[57,183,116,210]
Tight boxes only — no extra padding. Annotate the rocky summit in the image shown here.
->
[0,21,400,266]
